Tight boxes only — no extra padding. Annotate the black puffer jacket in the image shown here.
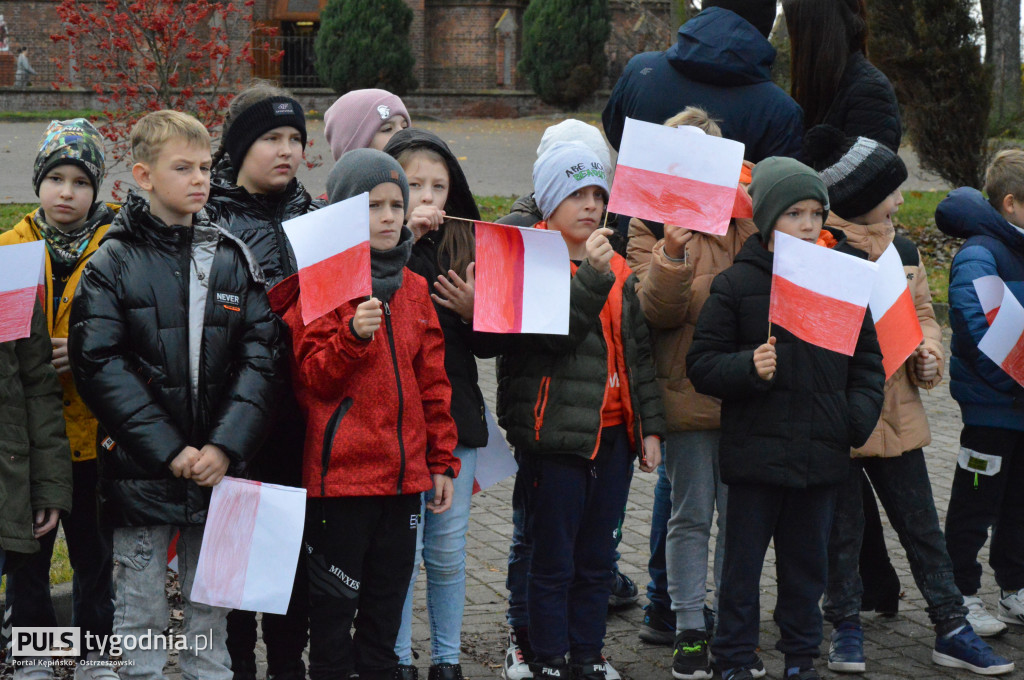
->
[68,192,283,527]
[384,128,501,447]
[822,52,902,153]
[206,178,322,288]
[687,231,884,488]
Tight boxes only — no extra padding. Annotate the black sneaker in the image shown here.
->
[638,601,675,645]
[608,569,640,608]
[572,656,608,680]
[394,665,419,680]
[427,664,464,680]
[672,629,712,680]
[530,657,570,679]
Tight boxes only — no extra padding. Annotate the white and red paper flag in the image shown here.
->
[608,118,745,236]
[869,243,923,378]
[769,232,878,356]
[974,275,1004,325]
[974,278,1024,386]
[282,193,371,326]
[191,477,306,615]
[474,221,570,335]
[472,405,518,494]
[0,240,45,344]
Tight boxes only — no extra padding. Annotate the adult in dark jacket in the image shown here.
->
[687,157,884,679]
[602,1,803,162]
[68,191,282,528]
[206,85,318,680]
[783,0,901,153]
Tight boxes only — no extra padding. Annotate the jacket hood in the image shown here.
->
[825,213,894,262]
[936,187,1024,252]
[383,128,481,222]
[666,7,776,86]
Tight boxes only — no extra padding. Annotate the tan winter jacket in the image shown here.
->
[826,214,943,458]
[627,215,758,432]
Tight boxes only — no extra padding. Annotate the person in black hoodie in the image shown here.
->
[687,157,885,680]
[206,83,320,680]
[383,127,492,680]
[68,110,282,680]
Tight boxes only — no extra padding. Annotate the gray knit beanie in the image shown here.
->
[326,148,410,209]
[532,142,609,220]
[750,157,830,240]
[803,124,908,220]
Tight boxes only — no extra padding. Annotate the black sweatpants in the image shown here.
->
[305,494,420,680]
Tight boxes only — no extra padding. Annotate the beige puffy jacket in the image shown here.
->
[627,216,758,432]
[826,214,943,458]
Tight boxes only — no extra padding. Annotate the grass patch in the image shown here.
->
[0,534,72,593]
[476,195,520,222]
[0,110,106,122]
[894,190,955,304]
[1,204,33,230]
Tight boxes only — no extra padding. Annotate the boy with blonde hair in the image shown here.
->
[68,110,282,680]
[938,148,1024,647]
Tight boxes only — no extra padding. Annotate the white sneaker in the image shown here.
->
[965,595,1008,637]
[13,659,56,680]
[603,657,621,680]
[502,629,534,680]
[998,589,1024,626]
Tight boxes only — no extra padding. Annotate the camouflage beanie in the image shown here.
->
[33,118,106,198]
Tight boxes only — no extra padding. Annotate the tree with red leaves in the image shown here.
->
[51,0,281,197]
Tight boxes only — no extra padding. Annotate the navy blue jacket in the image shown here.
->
[937,187,1024,431]
[602,7,803,162]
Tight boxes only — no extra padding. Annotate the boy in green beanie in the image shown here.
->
[686,157,885,680]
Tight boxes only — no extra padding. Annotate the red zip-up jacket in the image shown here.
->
[268,272,459,497]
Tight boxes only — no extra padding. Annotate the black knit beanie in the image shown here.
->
[804,124,908,220]
[704,0,777,37]
[224,96,307,175]
[326,148,410,209]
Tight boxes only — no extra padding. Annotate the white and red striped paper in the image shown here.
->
[974,277,1024,386]
[474,221,570,335]
[0,240,45,344]
[770,232,878,356]
[472,405,518,494]
[974,275,1004,325]
[869,243,923,378]
[190,477,306,615]
[282,193,371,326]
[608,118,745,236]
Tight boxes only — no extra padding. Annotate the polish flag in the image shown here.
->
[869,243,923,378]
[608,118,745,236]
[474,221,570,335]
[282,193,371,326]
[191,477,306,615]
[770,232,878,356]
[977,281,1024,386]
[974,275,1004,325]
[0,241,45,343]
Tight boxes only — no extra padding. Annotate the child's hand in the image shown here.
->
[427,474,454,514]
[33,508,60,538]
[586,228,615,274]
[754,336,777,381]
[433,263,475,322]
[51,337,71,375]
[191,444,230,487]
[169,446,201,478]
[663,224,693,261]
[352,298,383,339]
[915,345,939,383]
[640,435,661,472]
[408,205,446,241]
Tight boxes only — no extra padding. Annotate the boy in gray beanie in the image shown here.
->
[687,156,885,680]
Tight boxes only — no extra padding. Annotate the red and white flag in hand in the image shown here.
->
[974,275,1004,325]
[282,193,371,326]
[869,243,923,378]
[975,278,1024,386]
[769,231,878,356]
[474,221,570,335]
[0,240,45,343]
[608,118,745,236]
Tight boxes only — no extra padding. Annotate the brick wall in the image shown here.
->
[0,0,94,87]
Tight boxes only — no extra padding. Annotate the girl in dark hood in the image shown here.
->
[384,128,486,680]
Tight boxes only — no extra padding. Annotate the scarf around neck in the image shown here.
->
[36,204,108,267]
[371,226,415,302]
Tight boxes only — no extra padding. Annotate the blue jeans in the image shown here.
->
[396,446,477,665]
[645,462,671,608]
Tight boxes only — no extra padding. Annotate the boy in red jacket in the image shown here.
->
[269,148,460,680]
